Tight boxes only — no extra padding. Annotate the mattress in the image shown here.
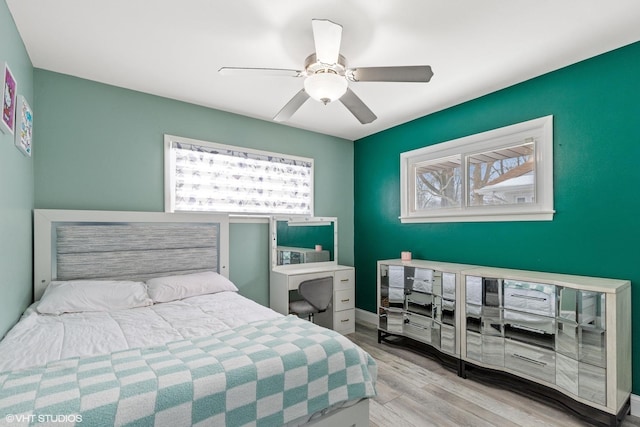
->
[0,291,281,373]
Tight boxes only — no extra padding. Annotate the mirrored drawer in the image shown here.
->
[406,291,433,317]
[431,322,441,348]
[441,298,455,326]
[504,309,555,334]
[433,296,442,323]
[467,277,502,307]
[441,324,455,355]
[556,320,579,359]
[483,278,502,307]
[579,291,606,330]
[379,292,404,310]
[405,311,431,328]
[558,287,578,322]
[466,331,482,362]
[466,303,482,318]
[556,352,579,397]
[579,326,606,368]
[432,271,442,296]
[409,268,434,294]
[504,310,555,350]
[466,308,481,333]
[388,265,406,289]
[379,308,403,333]
[404,312,432,344]
[387,265,410,305]
[385,284,406,308]
[442,272,456,300]
[466,276,483,306]
[481,307,503,337]
[579,362,606,406]
[555,354,607,407]
[466,277,501,307]
[504,280,556,317]
[482,335,504,367]
[505,339,556,384]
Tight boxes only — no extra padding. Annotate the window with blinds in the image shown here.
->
[164,135,313,215]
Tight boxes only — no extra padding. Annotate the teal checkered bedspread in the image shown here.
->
[0,315,376,426]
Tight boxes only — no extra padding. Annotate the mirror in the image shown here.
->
[271,217,337,269]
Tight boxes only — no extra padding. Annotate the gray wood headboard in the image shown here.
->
[33,210,230,301]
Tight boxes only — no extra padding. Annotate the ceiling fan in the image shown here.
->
[219,19,434,124]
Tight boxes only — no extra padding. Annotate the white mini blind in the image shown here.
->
[166,137,313,215]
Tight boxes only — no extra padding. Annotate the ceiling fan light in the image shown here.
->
[304,72,347,104]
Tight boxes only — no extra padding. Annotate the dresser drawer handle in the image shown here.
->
[341,298,350,303]
[511,353,547,367]
[340,278,350,282]
[509,293,547,302]
[341,318,350,323]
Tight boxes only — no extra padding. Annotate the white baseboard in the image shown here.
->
[355,308,377,327]
[630,393,640,417]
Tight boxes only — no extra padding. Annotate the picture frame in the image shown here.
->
[15,95,33,156]
[1,62,18,135]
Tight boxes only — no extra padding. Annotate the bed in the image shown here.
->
[0,210,376,426]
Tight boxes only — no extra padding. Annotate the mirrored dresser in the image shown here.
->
[377,259,631,426]
[377,259,475,362]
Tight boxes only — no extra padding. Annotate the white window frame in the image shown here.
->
[400,115,554,223]
[164,135,314,217]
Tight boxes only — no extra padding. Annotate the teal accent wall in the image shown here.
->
[0,1,34,337]
[354,42,640,391]
[33,70,354,307]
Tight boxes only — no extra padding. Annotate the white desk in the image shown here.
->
[270,264,355,334]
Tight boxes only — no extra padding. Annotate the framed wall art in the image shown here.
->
[1,62,18,135]
[15,95,32,156]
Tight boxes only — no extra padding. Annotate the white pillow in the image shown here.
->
[37,280,153,315]
[146,271,238,303]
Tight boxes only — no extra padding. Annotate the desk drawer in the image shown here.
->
[334,309,355,334]
[334,269,355,291]
[288,272,334,291]
[335,288,355,311]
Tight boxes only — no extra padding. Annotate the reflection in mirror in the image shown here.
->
[272,217,336,267]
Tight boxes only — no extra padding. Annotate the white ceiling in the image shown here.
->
[6,0,640,140]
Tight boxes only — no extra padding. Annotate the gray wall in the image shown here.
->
[33,69,354,306]
[0,1,34,337]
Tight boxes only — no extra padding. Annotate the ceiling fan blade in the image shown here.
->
[312,19,343,64]
[273,89,310,122]
[339,88,377,124]
[348,65,434,82]
[219,67,303,77]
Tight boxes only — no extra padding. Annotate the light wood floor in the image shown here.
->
[347,322,640,427]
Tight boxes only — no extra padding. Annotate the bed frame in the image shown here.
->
[32,209,370,426]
